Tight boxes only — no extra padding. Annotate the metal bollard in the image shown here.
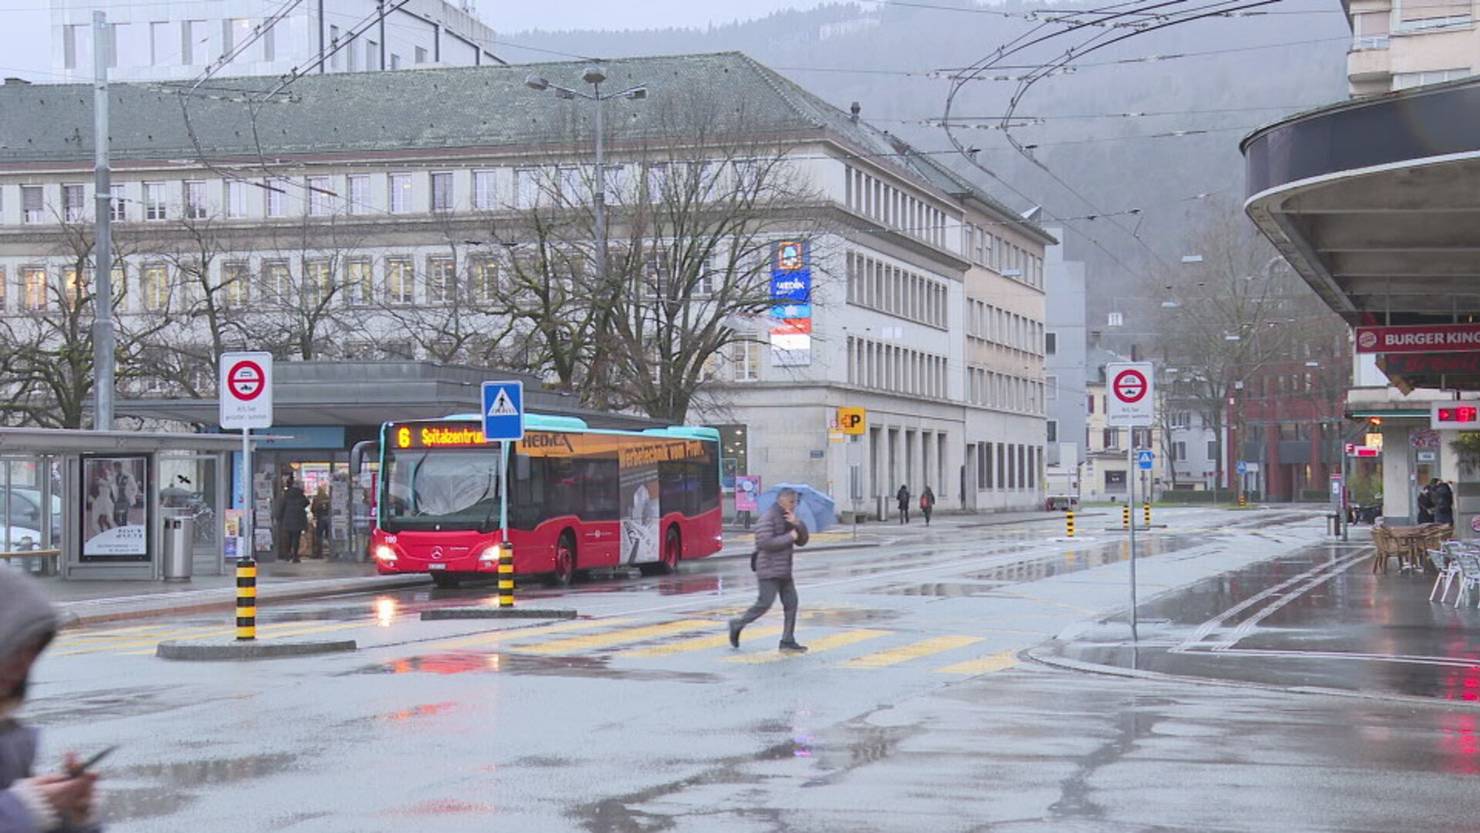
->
[236,557,256,641]
[498,543,515,608]
[1066,511,1075,538]
[1122,504,1131,530]
[1143,502,1151,528]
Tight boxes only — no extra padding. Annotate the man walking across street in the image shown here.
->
[729,487,810,653]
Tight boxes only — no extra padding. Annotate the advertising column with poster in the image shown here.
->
[80,456,150,563]
[769,239,812,367]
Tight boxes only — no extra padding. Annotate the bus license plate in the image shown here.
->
[427,563,447,570]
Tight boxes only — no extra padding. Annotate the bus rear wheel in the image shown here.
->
[549,533,577,587]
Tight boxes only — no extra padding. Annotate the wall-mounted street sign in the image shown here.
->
[837,407,867,436]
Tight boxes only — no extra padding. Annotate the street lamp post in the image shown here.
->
[525,67,647,317]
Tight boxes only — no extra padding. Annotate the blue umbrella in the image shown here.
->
[756,483,837,534]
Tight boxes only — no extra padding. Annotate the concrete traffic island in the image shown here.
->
[421,608,578,621]
[156,639,358,661]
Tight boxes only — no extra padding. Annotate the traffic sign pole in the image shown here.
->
[1127,444,1138,643]
[500,440,509,544]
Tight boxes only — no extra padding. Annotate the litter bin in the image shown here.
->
[163,516,195,581]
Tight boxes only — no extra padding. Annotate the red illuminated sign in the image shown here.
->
[1356,323,1480,354]
[1438,406,1480,424]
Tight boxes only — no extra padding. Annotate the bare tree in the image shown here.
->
[257,212,365,360]
[480,94,831,422]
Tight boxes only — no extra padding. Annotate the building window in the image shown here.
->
[225,180,248,218]
[63,24,81,70]
[262,21,275,61]
[150,22,170,65]
[384,257,414,304]
[427,256,455,304]
[264,179,285,217]
[307,176,334,216]
[469,257,499,303]
[182,20,205,66]
[390,54,401,70]
[1103,428,1118,450]
[221,262,250,307]
[729,340,760,382]
[223,18,251,56]
[21,186,43,224]
[60,184,85,223]
[1173,441,1186,462]
[347,175,370,214]
[21,267,47,311]
[1045,331,1056,355]
[1045,375,1058,401]
[389,174,412,213]
[367,40,379,71]
[345,259,373,306]
[415,46,428,64]
[1394,67,1472,90]
[108,183,125,221]
[1047,421,1058,443]
[329,25,342,70]
[184,180,207,219]
[430,172,453,213]
[261,261,291,302]
[144,182,167,221]
[473,171,497,210]
[141,264,169,311]
[1208,440,1219,460]
[303,260,333,306]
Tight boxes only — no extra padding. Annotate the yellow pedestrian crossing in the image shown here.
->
[516,619,714,655]
[620,625,784,658]
[839,634,984,669]
[936,651,1019,675]
[726,629,891,664]
[425,617,627,653]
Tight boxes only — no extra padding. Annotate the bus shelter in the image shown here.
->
[0,428,243,581]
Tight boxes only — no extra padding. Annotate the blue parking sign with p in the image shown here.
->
[481,381,524,441]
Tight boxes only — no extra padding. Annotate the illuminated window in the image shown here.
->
[141,264,170,311]
[385,257,414,304]
[345,258,373,306]
[427,256,455,304]
[221,262,250,307]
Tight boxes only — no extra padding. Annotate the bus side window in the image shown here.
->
[515,454,532,481]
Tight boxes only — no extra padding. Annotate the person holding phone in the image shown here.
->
[0,570,103,832]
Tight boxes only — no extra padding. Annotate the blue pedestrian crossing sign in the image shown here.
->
[1137,450,1155,470]
[481,380,524,441]
[1236,460,1248,475]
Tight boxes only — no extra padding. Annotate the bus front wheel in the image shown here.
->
[549,533,577,587]
[430,572,462,589]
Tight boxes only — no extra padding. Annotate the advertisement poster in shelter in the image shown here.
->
[80,455,150,562]
[735,475,761,513]
[621,463,661,565]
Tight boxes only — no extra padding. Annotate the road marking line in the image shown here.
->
[726,629,891,664]
[840,639,988,671]
[516,619,715,655]
[839,634,984,669]
[421,618,626,653]
[1177,549,1369,652]
[620,625,784,658]
[936,651,1019,675]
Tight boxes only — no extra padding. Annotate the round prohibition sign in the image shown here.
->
[1113,369,1148,404]
[227,360,266,402]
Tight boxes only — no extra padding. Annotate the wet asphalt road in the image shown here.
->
[23,507,1480,832]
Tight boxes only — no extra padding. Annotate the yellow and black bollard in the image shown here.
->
[1065,511,1076,538]
[1143,502,1152,528]
[235,557,256,641]
[498,543,515,608]
[1122,504,1131,530]
[1238,493,1247,508]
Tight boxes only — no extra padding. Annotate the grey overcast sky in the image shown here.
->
[0,2,822,82]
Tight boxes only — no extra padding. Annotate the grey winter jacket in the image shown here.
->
[0,570,100,833]
[753,503,809,580]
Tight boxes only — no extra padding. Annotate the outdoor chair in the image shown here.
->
[1453,553,1480,608]
[1371,525,1403,574]
[1429,548,1461,603]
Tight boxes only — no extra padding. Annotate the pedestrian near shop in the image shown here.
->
[1433,478,1455,525]
[896,484,912,524]
[0,570,103,833]
[920,486,936,526]
[274,476,309,564]
[729,488,810,653]
[310,486,332,560]
[1417,483,1435,523]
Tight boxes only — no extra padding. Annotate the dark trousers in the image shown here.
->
[734,577,798,642]
[923,507,932,525]
[899,506,910,524]
[313,520,330,558]
[281,530,303,561]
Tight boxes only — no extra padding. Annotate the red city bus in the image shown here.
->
[369,413,723,587]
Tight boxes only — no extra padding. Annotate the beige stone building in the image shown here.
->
[1347,0,1476,96]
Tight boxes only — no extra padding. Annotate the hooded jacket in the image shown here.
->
[0,570,98,833]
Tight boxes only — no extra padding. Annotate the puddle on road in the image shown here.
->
[352,651,719,684]
[103,752,299,824]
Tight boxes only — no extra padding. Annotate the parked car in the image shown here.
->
[1045,494,1080,511]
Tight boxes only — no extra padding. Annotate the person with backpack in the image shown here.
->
[730,487,810,653]
[1433,478,1455,525]
[920,486,936,526]
[274,475,310,564]
[1417,483,1435,523]
[896,484,911,525]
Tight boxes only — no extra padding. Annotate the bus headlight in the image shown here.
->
[374,545,399,564]
[478,545,500,563]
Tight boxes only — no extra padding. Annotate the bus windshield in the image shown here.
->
[381,447,502,533]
